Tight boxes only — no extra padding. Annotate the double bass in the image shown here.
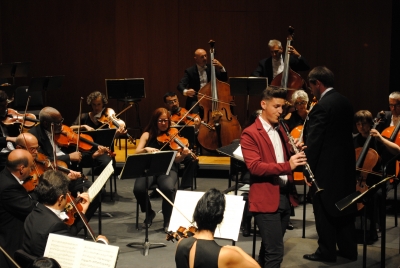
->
[271,26,308,103]
[197,40,241,151]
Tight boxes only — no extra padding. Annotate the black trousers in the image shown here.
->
[179,156,197,189]
[133,170,178,227]
[312,194,357,261]
[254,194,291,268]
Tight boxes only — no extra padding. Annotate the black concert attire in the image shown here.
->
[251,54,310,83]
[22,203,85,257]
[0,122,20,171]
[28,124,101,222]
[175,237,221,268]
[177,64,228,115]
[0,168,37,268]
[133,137,178,227]
[285,111,305,132]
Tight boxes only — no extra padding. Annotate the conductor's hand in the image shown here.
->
[78,192,90,214]
[69,152,82,162]
[185,89,196,97]
[289,151,307,170]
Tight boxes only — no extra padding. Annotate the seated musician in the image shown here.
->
[22,170,109,257]
[284,89,309,131]
[28,107,106,221]
[0,90,19,171]
[175,188,260,268]
[353,110,380,243]
[0,149,37,268]
[164,92,198,190]
[133,107,191,232]
[70,91,126,135]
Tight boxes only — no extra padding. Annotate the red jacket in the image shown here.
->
[241,117,296,213]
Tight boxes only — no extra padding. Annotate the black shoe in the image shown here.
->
[143,210,156,228]
[242,221,251,237]
[303,253,336,262]
[286,222,294,230]
[149,190,160,199]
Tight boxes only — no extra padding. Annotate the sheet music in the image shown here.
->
[233,145,244,161]
[169,191,245,241]
[88,161,114,202]
[44,233,119,268]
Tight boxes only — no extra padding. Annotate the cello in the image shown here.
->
[271,26,308,103]
[197,40,241,151]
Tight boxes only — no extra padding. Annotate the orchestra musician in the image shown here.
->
[177,48,228,115]
[284,89,309,131]
[164,92,198,190]
[250,39,310,83]
[0,149,37,268]
[303,66,357,263]
[70,91,126,134]
[133,107,191,232]
[240,87,305,268]
[22,170,109,257]
[175,188,260,268]
[28,107,104,221]
[0,90,19,171]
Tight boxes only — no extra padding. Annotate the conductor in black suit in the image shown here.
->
[177,48,228,114]
[303,66,357,263]
[0,149,36,268]
[251,39,310,83]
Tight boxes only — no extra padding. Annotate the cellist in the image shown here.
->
[250,39,310,83]
[177,48,228,115]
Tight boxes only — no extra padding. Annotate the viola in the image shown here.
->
[97,108,135,144]
[157,128,198,160]
[170,108,200,126]
[1,108,39,128]
[55,125,116,157]
[166,226,198,242]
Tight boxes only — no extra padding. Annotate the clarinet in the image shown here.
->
[279,117,323,193]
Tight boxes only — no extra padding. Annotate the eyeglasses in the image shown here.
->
[389,104,400,109]
[53,118,64,126]
[20,145,40,153]
[158,119,169,124]
[294,101,307,106]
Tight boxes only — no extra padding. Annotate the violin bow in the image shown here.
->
[19,96,31,134]
[173,95,205,125]
[97,104,133,130]
[51,123,57,170]
[0,246,21,268]
[76,97,84,153]
[155,188,193,226]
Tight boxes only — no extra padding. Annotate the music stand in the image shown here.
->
[105,78,145,139]
[121,151,177,256]
[28,76,64,105]
[229,77,268,119]
[0,62,31,85]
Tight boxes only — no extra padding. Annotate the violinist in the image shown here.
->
[175,188,260,268]
[284,89,309,131]
[133,107,191,232]
[0,90,19,171]
[250,39,310,83]
[22,170,109,257]
[0,149,37,268]
[164,92,198,190]
[28,107,103,222]
[177,48,228,115]
[70,91,126,134]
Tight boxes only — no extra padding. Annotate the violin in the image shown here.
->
[170,108,200,126]
[55,125,116,157]
[97,108,135,144]
[166,226,197,242]
[1,108,39,128]
[157,128,198,160]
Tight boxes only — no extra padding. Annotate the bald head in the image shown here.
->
[6,149,34,180]
[194,49,207,67]
[39,107,63,132]
[16,133,39,158]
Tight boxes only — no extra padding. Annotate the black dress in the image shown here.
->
[175,237,221,268]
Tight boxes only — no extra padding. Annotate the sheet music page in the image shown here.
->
[88,161,114,202]
[44,233,119,268]
[169,191,245,241]
[44,234,84,268]
[233,145,244,161]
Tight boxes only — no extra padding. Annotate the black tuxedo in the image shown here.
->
[251,54,310,83]
[22,203,85,257]
[0,168,36,268]
[177,63,228,112]
[303,89,357,260]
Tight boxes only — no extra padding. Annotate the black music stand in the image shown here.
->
[0,62,31,85]
[28,76,64,106]
[229,77,268,119]
[106,78,145,140]
[121,151,176,256]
